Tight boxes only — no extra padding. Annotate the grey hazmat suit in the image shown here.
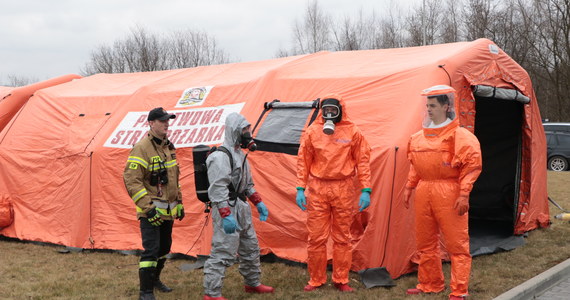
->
[203,112,262,297]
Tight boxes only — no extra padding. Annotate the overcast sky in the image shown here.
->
[0,0,421,85]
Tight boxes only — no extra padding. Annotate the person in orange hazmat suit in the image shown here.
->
[404,85,482,300]
[296,93,372,293]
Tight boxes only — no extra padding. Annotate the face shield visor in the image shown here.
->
[420,85,456,128]
[321,98,342,135]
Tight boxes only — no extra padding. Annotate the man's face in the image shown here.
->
[426,98,448,123]
[322,106,339,118]
[149,119,170,137]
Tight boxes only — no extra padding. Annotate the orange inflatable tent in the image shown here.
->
[0,74,82,131]
[0,39,548,278]
[0,86,14,98]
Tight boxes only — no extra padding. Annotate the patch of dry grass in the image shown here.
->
[0,171,568,300]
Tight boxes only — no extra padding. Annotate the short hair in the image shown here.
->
[427,94,449,106]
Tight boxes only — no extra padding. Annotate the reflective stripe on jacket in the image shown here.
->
[123,131,182,220]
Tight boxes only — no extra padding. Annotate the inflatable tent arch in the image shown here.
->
[0,75,82,228]
[0,74,82,131]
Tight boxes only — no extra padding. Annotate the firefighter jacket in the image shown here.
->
[123,131,182,220]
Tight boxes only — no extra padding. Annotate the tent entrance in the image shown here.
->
[468,85,527,256]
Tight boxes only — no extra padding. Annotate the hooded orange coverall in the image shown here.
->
[406,118,482,297]
[296,93,372,286]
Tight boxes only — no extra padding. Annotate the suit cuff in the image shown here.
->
[248,192,262,205]
[218,207,231,218]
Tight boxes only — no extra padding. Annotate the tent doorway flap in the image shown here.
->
[469,86,525,255]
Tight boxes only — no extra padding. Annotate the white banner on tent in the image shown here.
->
[104,103,245,149]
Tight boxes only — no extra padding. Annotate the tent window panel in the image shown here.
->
[255,108,311,145]
[253,100,319,155]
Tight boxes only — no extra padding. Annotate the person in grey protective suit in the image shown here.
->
[202,112,275,300]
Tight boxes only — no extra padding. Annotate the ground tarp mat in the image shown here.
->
[179,255,209,271]
[358,267,396,288]
[469,219,525,256]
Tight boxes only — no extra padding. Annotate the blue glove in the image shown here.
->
[256,202,269,221]
[222,214,238,234]
[296,190,306,211]
[359,191,371,212]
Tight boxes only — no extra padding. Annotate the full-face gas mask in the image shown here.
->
[321,98,342,135]
[240,131,257,151]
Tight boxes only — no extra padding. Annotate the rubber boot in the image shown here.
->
[139,267,157,300]
[154,259,173,293]
[334,282,354,292]
[244,284,274,293]
[203,295,228,300]
[304,284,323,292]
[407,288,424,295]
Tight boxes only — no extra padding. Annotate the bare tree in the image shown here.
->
[440,0,463,43]
[123,26,168,72]
[462,0,496,41]
[277,0,569,121]
[168,30,229,68]
[331,9,385,51]
[377,2,406,48]
[486,0,532,65]
[289,0,332,55]
[331,13,363,51]
[404,0,444,46]
[4,75,39,87]
[524,0,570,121]
[82,26,230,75]
[84,43,125,74]
[404,7,425,46]
[273,48,291,58]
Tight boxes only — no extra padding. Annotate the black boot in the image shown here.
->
[139,267,157,300]
[154,259,173,293]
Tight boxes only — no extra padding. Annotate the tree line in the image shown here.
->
[279,0,570,122]
[5,0,569,121]
[81,25,230,74]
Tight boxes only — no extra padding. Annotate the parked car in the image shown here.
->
[546,131,570,171]
[543,122,570,134]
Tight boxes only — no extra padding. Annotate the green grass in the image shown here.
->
[0,171,568,299]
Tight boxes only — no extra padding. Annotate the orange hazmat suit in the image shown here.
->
[406,99,482,297]
[296,93,372,287]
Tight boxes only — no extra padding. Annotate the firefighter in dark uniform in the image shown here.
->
[123,107,185,300]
